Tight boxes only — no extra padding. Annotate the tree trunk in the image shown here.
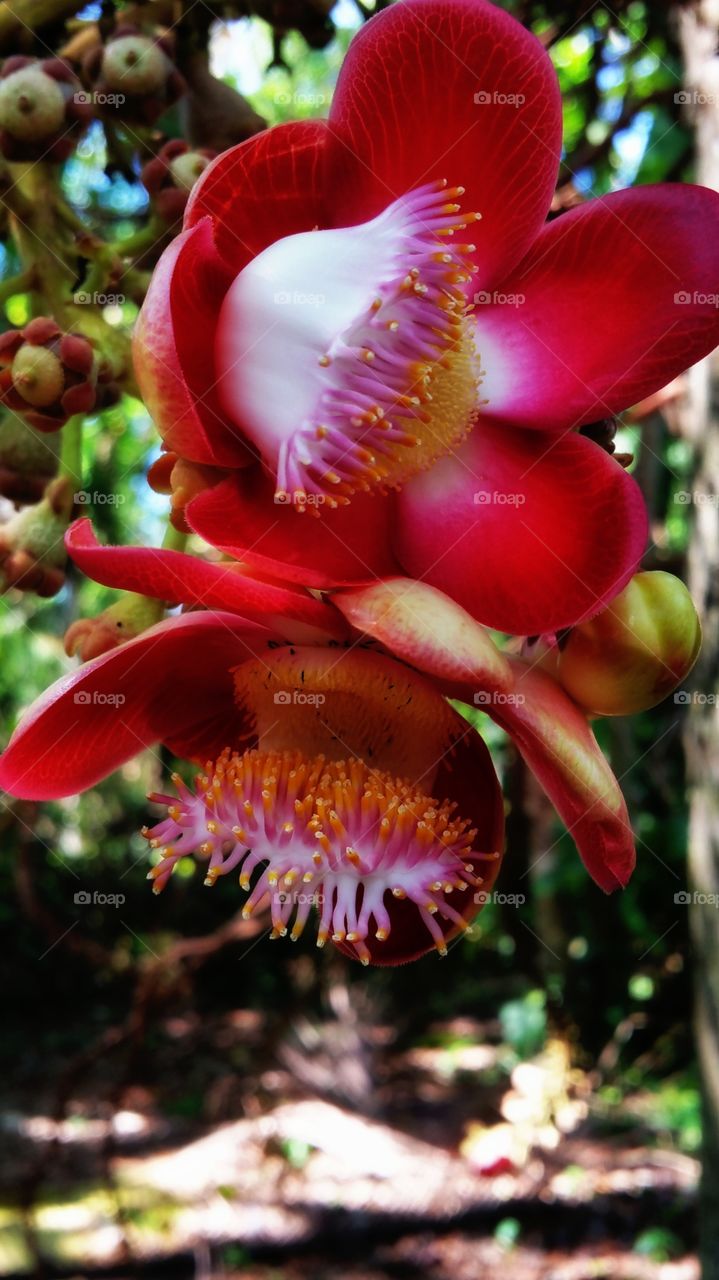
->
[676,4,719,1274]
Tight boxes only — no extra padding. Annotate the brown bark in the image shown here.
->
[676,4,719,1274]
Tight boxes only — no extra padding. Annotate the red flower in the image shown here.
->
[133,0,719,637]
[0,525,637,964]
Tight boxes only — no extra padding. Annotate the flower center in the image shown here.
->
[144,748,486,964]
[216,181,482,511]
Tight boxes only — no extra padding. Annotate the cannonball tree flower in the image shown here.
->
[133,0,719,638]
[0,524,641,963]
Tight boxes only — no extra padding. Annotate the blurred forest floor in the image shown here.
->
[0,969,702,1279]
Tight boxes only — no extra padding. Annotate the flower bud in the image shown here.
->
[141,140,215,224]
[102,35,169,96]
[0,475,74,596]
[0,319,97,432]
[534,572,701,717]
[82,26,186,125]
[0,57,92,162]
[65,593,165,661]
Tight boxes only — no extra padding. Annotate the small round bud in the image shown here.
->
[168,149,212,191]
[0,65,65,142]
[548,572,702,716]
[101,35,169,96]
[0,319,98,431]
[11,343,65,408]
[65,592,165,661]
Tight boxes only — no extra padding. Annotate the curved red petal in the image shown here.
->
[65,519,349,640]
[133,218,254,467]
[0,612,279,801]
[487,658,635,892]
[395,422,648,636]
[479,184,719,428]
[335,577,512,693]
[186,467,402,589]
[328,0,561,283]
[185,120,333,275]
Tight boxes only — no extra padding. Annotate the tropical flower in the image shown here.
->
[134,0,719,637]
[0,523,638,964]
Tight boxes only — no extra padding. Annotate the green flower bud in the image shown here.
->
[102,36,169,95]
[11,343,65,409]
[550,572,702,716]
[0,65,65,142]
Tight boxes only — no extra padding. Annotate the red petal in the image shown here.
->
[0,612,279,800]
[185,120,333,275]
[395,422,648,636]
[328,0,561,284]
[478,184,719,428]
[65,519,349,639]
[335,577,512,693]
[61,382,96,415]
[133,218,254,467]
[186,467,402,589]
[60,333,94,375]
[488,658,636,891]
[24,317,61,344]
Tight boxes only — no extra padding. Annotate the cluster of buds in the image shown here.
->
[141,140,216,224]
[0,474,73,596]
[0,57,91,162]
[82,26,185,125]
[0,318,118,433]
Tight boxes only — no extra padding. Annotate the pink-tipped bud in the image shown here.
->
[65,593,165,662]
[534,571,701,717]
